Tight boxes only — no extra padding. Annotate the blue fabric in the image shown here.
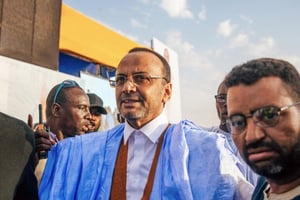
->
[203,126,259,187]
[39,120,252,200]
[204,126,238,154]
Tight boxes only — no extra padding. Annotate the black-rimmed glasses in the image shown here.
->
[53,80,79,104]
[227,102,300,135]
[215,94,227,103]
[109,72,168,87]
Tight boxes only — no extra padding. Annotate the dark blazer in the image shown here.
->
[0,112,38,200]
[252,176,300,200]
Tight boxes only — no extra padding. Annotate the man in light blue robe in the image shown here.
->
[39,47,253,199]
[39,120,253,199]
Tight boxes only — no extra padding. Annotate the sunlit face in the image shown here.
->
[227,77,300,181]
[58,87,91,137]
[115,51,172,129]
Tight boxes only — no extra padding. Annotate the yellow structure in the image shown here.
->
[60,4,144,68]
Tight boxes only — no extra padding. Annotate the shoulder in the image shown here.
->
[0,112,34,141]
[180,120,225,144]
[0,111,35,160]
[168,120,228,155]
[0,112,38,199]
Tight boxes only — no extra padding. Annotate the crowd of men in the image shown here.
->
[2,47,300,200]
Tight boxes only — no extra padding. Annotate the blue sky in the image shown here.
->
[63,0,300,126]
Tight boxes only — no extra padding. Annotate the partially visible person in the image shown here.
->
[45,79,91,140]
[205,80,258,186]
[207,80,236,152]
[87,93,107,132]
[0,112,38,200]
[33,79,91,149]
[39,47,253,199]
[215,81,229,132]
[33,79,91,184]
[225,58,300,200]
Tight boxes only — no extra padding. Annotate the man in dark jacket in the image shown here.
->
[0,112,38,200]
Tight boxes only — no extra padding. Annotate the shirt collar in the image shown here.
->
[123,111,169,144]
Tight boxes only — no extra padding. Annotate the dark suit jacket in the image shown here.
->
[252,176,300,200]
[0,112,38,200]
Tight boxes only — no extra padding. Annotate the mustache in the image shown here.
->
[120,93,143,101]
[244,140,282,155]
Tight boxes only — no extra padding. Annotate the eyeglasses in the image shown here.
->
[215,94,227,103]
[109,72,168,87]
[227,102,300,135]
[53,80,79,104]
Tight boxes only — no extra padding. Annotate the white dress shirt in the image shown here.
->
[123,111,169,200]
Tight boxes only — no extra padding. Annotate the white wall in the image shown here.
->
[0,56,83,123]
[151,38,182,123]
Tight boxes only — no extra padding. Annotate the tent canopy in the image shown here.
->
[60,4,144,68]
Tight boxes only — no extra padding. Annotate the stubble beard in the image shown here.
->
[244,136,300,182]
[122,106,147,122]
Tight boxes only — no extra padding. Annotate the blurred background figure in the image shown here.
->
[208,80,236,152]
[203,79,258,186]
[44,79,91,140]
[32,79,91,185]
[0,112,38,200]
[87,93,107,132]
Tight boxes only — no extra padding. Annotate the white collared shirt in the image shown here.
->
[123,111,169,200]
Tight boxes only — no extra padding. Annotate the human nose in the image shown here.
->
[85,109,92,120]
[121,77,137,93]
[89,114,96,121]
[244,118,265,145]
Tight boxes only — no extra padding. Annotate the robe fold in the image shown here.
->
[39,120,253,200]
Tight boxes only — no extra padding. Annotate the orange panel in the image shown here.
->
[60,4,144,68]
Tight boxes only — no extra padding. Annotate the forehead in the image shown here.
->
[116,51,163,74]
[64,87,89,104]
[217,83,227,94]
[227,77,291,114]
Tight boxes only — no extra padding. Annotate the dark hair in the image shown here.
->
[128,47,171,83]
[224,58,300,100]
[45,83,83,118]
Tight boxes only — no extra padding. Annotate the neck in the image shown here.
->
[47,119,64,141]
[51,128,64,140]
[268,177,300,194]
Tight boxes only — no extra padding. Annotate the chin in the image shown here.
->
[123,111,142,120]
